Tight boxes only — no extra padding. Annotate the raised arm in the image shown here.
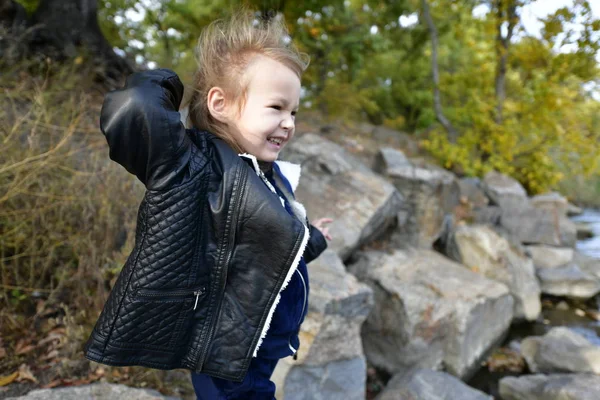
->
[100,69,192,190]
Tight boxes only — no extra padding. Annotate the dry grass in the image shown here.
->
[0,62,196,397]
[0,62,143,314]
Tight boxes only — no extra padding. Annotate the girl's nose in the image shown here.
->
[281,115,295,131]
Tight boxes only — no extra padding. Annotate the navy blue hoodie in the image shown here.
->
[255,162,311,360]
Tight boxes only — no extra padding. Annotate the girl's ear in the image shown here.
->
[207,87,229,123]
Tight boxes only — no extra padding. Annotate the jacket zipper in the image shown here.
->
[296,269,308,324]
[136,287,206,310]
[194,164,247,370]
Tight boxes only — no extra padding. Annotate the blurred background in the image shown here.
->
[0,0,599,399]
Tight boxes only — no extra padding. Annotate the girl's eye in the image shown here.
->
[270,105,282,110]
[291,111,297,117]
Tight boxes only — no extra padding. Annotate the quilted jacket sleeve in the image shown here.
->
[100,69,192,190]
[304,223,328,264]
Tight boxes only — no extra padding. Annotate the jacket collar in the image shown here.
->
[238,153,301,193]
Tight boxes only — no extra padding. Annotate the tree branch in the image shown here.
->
[421,0,459,143]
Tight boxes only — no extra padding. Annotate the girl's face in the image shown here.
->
[228,56,301,162]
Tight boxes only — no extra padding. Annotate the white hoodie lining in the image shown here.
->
[252,224,309,357]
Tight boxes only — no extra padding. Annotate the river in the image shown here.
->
[572,208,600,258]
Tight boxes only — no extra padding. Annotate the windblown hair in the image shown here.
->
[187,11,309,153]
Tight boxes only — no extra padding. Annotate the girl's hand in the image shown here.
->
[313,218,333,241]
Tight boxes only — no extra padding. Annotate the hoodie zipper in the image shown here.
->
[296,269,308,324]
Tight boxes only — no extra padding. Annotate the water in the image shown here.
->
[572,209,600,258]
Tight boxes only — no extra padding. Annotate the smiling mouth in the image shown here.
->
[267,138,284,145]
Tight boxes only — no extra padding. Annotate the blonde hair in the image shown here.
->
[187,11,309,153]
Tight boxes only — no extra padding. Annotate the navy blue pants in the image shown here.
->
[191,357,279,400]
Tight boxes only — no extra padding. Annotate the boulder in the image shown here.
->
[375,368,492,400]
[371,126,420,156]
[536,263,600,299]
[6,384,177,400]
[567,203,584,216]
[471,206,502,226]
[275,358,366,400]
[457,178,489,209]
[576,251,600,279]
[575,221,595,239]
[482,172,577,247]
[272,250,374,400]
[530,192,569,215]
[282,134,403,260]
[525,245,574,269]
[521,327,600,374]
[443,224,541,320]
[348,249,513,379]
[499,205,577,247]
[374,147,460,249]
[499,374,600,400]
[481,171,528,209]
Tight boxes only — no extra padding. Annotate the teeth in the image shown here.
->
[268,138,282,145]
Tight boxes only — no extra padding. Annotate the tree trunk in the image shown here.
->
[0,0,27,31]
[1,0,132,84]
[421,0,459,143]
[494,0,517,124]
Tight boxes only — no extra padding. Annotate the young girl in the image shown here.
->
[85,10,332,400]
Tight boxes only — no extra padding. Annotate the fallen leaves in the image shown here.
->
[484,347,525,373]
[0,371,19,387]
[0,308,69,390]
[14,340,36,356]
[16,364,38,384]
[0,364,38,387]
[41,367,105,389]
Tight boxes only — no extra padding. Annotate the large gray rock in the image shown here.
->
[531,250,600,299]
[272,250,374,400]
[282,134,403,260]
[275,357,366,400]
[521,327,600,374]
[575,251,600,279]
[567,203,584,216]
[575,221,595,239]
[471,206,503,226]
[375,147,460,249]
[375,369,492,400]
[371,126,421,156]
[500,205,577,247]
[531,192,570,215]
[348,249,513,379]
[536,263,600,299]
[526,245,574,269]
[458,178,489,208]
[482,172,577,247]
[445,224,541,321]
[6,384,178,400]
[499,374,600,400]
[481,171,528,209]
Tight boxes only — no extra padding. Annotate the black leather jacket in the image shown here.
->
[84,69,327,382]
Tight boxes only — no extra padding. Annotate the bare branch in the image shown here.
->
[421,0,459,142]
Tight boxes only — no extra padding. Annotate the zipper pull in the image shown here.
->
[193,291,201,310]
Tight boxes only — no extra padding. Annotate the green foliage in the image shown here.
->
[16,0,38,15]
[419,0,600,194]
[11,0,600,198]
